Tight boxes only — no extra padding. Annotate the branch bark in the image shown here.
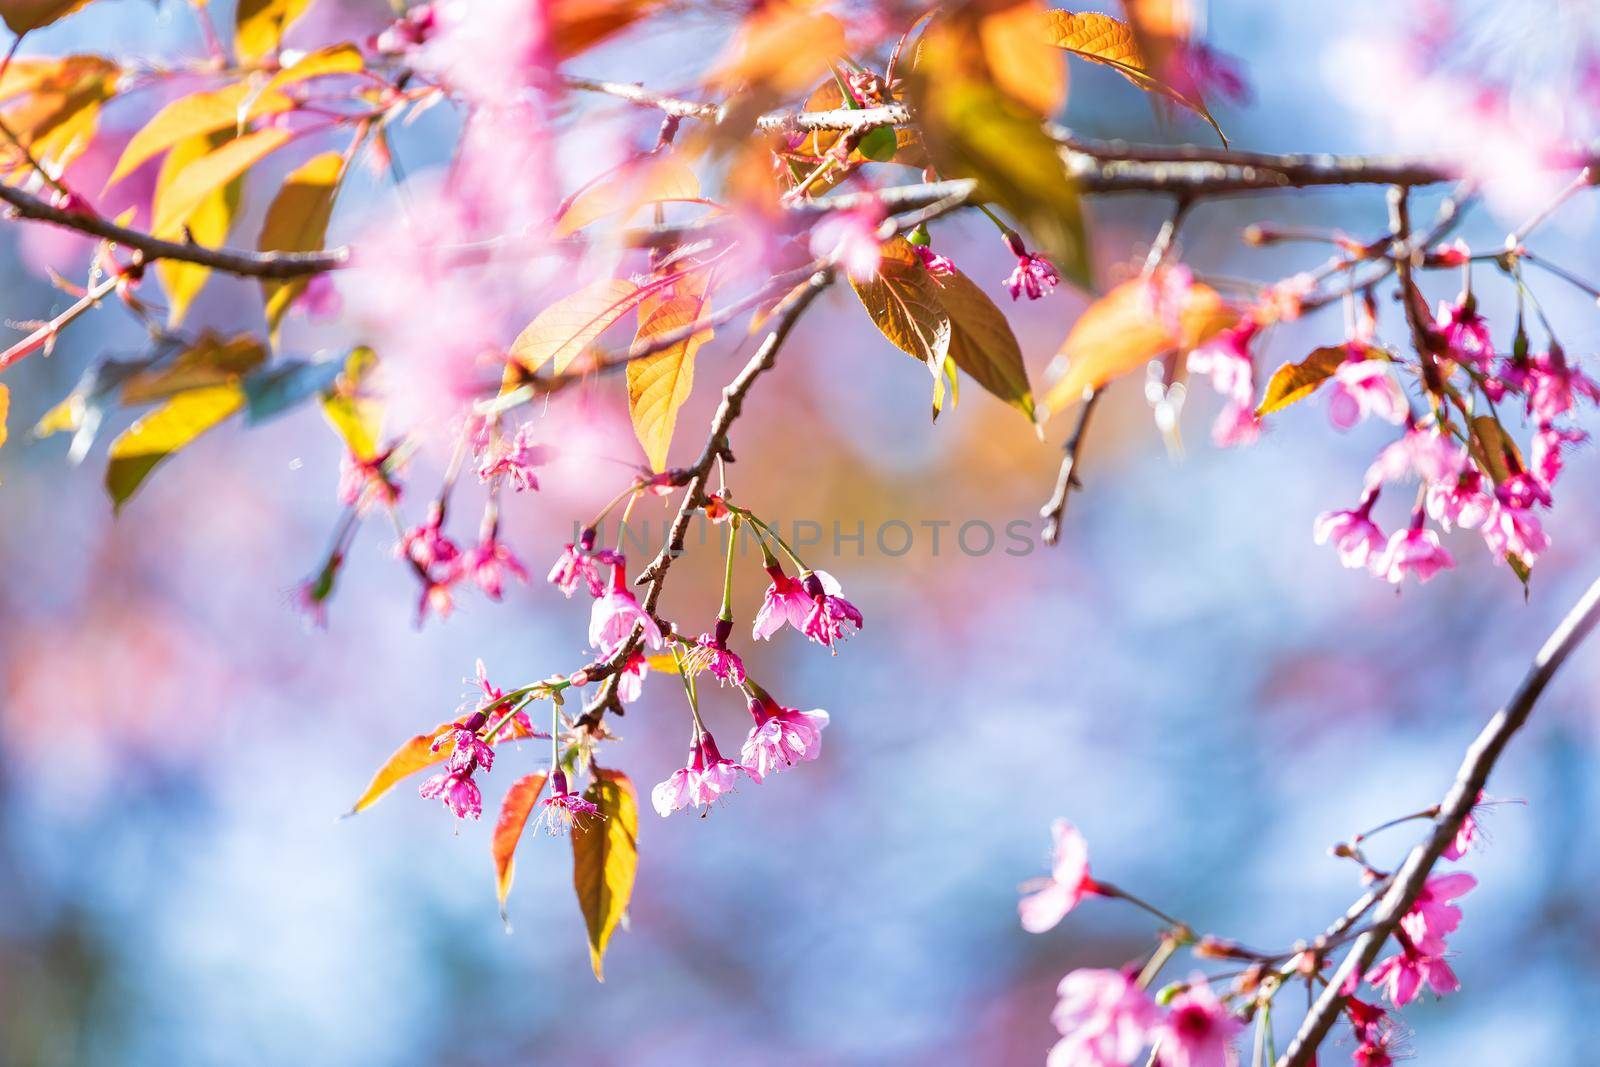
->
[1276,573,1600,1067]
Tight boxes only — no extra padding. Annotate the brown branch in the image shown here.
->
[1277,573,1600,1067]
[1039,386,1103,546]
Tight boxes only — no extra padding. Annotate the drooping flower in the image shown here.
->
[913,243,957,277]
[417,577,457,625]
[432,716,495,776]
[1210,401,1262,448]
[1377,523,1455,585]
[1346,997,1399,1067]
[800,570,863,652]
[399,502,462,571]
[419,768,482,820]
[1481,497,1549,569]
[464,534,528,600]
[1328,357,1408,430]
[1436,296,1494,371]
[1522,344,1600,422]
[740,692,829,778]
[1156,978,1244,1067]
[372,2,436,54]
[1019,819,1099,933]
[753,562,817,640]
[1443,790,1492,861]
[1313,490,1385,571]
[337,450,401,512]
[1365,942,1459,1007]
[686,620,746,685]
[476,421,553,491]
[1004,251,1061,301]
[652,732,754,817]
[1186,320,1259,406]
[1531,423,1587,488]
[1047,969,1160,1067]
[1163,40,1251,106]
[1365,424,1466,489]
[535,769,601,835]
[617,650,648,703]
[1399,871,1476,953]
[810,204,884,281]
[588,564,664,655]
[1426,467,1492,531]
[548,529,623,598]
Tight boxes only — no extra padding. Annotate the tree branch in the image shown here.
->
[1039,386,1103,546]
[1276,573,1600,1067]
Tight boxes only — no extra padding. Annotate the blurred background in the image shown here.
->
[3,0,1600,1064]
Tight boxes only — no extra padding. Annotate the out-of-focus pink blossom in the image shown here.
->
[399,503,462,570]
[1531,423,1586,488]
[1365,943,1459,1007]
[1426,467,1492,531]
[740,694,828,778]
[1157,978,1243,1067]
[477,422,552,491]
[1328,358,1408,430]
[810,204,884,281]
[1048,969,1160,1067]
[1520,346,1600,422]
[1436,297,1493,371]
[1187,320,1258,406]
[617,650,648,703]
[1365,425,1466,488]
[589,565,664,655]
[1313,492,1385,571]
[1019,819,1098,934]
[1164,41,1251,106]
[1211,402,1261,448]
[464,535,528,600]
[1142,264,1193,337]
[1399,872,1476,952]
[337,451,401,512]
[372,2,436,54]
[1378,525,1454,584]
[1481,498,1549,568]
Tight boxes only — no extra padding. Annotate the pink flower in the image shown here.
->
[1522,345,1600,422]
[1481,496,1549,569]
[417,578,457,626]
[1019,819,1098,933]
[1378,520,1454,585]
[686,621,746,686]
[419,768,482,820]
[432,719,495,775]
[547,529,623,598]
[399,503,462,571]
[372,2,436,53]
[651,733,754,816]
[476,422,552,491]
[292,273,342,321]
[464,535,528,600]
[588,565,664,655]
[1313,493,1385,571]
[337,451,401,512]
[1436,297,1494,371]
[1328,358,1408,430]
[913,243,956,277]
[740,693,829,778]
[810,204,883,281]
[1531,424,1586,487]
[1164,41,1251,106]
[1141,264,1194,336]
[1186,320,1258,406]
[753,563,817,640]
[1156,978,1243,1067]
[1004,252,1061,301]
[1048,969,1160,1067]
[1210,402,1261,448]
[1346,997,1399,1067]
[1426,468,1492,531]
[800,570,863,652]
[617,650,648,703]
[1365,425,1466,489]
[1399,871,1475,953]
[1425,239,1470,268]
[534,769,601,835]
[1365,943,1459,1007]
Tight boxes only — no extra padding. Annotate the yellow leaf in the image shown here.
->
[1,56,115,177]
[151,127,291,235]
[553,157,700,239]
[492,772,549,915]
[0,0,95,34]
[265,43,365,89]
[0,383,9,452]
[852,239,955,417]
[346,721,456,816]
[1041,10,1226,144]
[258,151,344,338]
[106,83,293,189]
[120,332,267,404]
[321,347,383,460]
[155,131,241,326]
[571,768,638,981]
[235,0,314,63]
[1043,275,1234,415]
[909,21,1090,286]
[980,0,1066,117]
[33,392,80,438]
[105,385,243,511]
[628,269,712,471]
[1255,345,1349,417]
[509,279,644,377]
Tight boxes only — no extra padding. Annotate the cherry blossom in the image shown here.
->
[1365,941,1459,1007]
[1327,357,1408,430]
[535,769,601,835]
[809,204,884,281]
[464,535,528,600]
[1047,969,1159,1067]
[1313,490,1386,571]
[1156,978,1243,1067]
[753,563,818,640]
[652,733,754,816]
[800,571,863,652]
[548,529,623,598]
[1019,819,1099,934]
[476,422,552,491]
[588,565,664,655]
[1399,871,1476,952]
[740,693,829,778]
[1377,523,1455,585]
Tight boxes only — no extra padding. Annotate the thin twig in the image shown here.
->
[1277,574,1600,1067]
[1039,386,1104,546]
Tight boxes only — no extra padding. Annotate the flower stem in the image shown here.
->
[719,515,740,622]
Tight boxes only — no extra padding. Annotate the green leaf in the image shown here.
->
[857,124,898,163]
[571,768,638,981]
[105,385,244,511]
[1255,346,1348,417]
[242,357,344,424]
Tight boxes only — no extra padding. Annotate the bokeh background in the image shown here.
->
[3,1,1600,1064]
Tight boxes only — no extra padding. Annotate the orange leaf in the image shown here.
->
[980,0,1066,117]
[492,772,550,916]
[0,383,9,454]
[550,0,664,58]
[346,721,457,816]
[628,268,713,470]
[553,157,700,238]
[709,6,846,94]
[508,278,645,376]
[1255,345,1349,417]
[1043,274,1235,415]
[107,84,287,189]
[1,0,96,34]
